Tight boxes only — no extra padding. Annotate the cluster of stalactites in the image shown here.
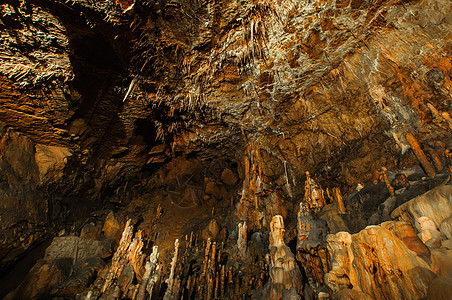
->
[303,171,327,213]
[237,144,264,221]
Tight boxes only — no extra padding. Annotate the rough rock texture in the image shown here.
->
[0,128,49,268]
[325,222,437,300]
[265,215,303,299]
[44,236,112,260]
[0,0,452,298]
[325,182,452,300]
[5,258,72,300]
[392,184,452,231]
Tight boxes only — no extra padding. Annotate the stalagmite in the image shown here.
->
[237,221,247,259]
[269,215,285,248]
[136,245,159,300]
[406,133,437,178]
[203,238,211,275]
[186,276,192,299]
[297,201,329,285]
[163,239,181,300]
[220,265,226,298]
[130,231,145,279]
[261,215,303,299]
[101,220,132,293]
[101,219,146,294]
[214,271,220,299]
[211,242,216,264]
[237,143,265,225]
[228,266,233,285]
[206,276,213,299]
[206,241,217,300]
[237,144,253,221]
[146,265,161,300]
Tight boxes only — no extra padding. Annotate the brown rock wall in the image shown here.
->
[325,222,437,299]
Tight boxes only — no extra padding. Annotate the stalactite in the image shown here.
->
[406,133,437,178]
[428,148,444,172]
[374,167,395,197]
[283,160,293,198]
[303,171,327,212]
[123,77,138,102]
[327,187,346,214]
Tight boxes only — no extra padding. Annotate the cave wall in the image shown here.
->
[0,0,451,271]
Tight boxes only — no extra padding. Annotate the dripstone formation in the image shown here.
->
[1,0,451,299]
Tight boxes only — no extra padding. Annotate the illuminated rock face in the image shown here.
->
[325,185,452,300]
[266,215,303,299]
[392,185,452,232]
[325,223,437,300]
[0,0,452,299]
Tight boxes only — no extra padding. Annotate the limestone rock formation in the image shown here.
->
[263,215,303,299]
[325,222,437,300]
[297,200,329,286]
[392,185,452,232]
[0,0,452,299]
[325,182,452,300]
